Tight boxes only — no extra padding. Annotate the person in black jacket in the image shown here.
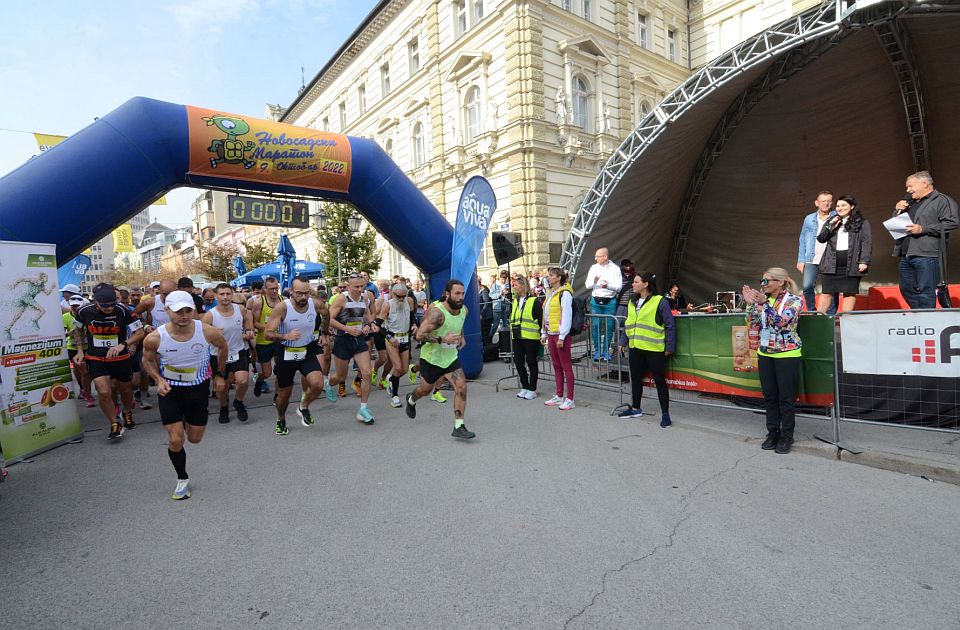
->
[478,279,493,346]
[510,274,544,400]
[816,195,872,314]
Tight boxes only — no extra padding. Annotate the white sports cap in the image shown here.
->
[164,290,196,312]
[149,281,161,289]
[68,295,86,305]
[61,284,81,294]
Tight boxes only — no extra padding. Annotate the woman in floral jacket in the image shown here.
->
[742,267,804,455]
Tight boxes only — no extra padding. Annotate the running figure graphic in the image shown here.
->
[3,273,54,340]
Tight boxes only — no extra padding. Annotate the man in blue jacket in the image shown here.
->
[797,190,835,312]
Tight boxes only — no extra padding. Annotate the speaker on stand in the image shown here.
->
[491,232,524,361]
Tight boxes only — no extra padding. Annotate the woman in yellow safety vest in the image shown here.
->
[509,273,544,400]
[619,272,676,426]
[540,267,576,410]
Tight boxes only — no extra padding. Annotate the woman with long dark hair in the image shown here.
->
[618,272,676,426]
[816,194,872,313]
[540,267,575,410]
[742,267,804,454]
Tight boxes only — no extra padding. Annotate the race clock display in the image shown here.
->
[227,195,310,229]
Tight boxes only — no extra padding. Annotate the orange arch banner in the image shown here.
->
[186,105,352,193]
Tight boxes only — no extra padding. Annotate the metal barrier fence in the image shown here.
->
[494,310,958,441]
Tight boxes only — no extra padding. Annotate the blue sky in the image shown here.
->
[0,0,377,226]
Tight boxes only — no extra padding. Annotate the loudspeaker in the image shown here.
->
[492,231,523,266]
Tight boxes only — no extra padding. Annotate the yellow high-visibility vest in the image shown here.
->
[625,295,665,351]
[510,296,540,340]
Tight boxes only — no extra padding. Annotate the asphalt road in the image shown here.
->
[2,376,958,629]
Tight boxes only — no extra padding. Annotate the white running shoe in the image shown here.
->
[544,395,563,406]
[390,396,402,408]
[172,479,191,501]
[523,390,538,400]
[559,399,576,411]
[516,389,528,399]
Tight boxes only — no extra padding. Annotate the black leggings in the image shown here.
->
[758,355,800,436]
[628,348,669,413]
[513,337,539,391]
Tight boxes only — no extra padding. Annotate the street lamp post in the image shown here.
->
[315,209,362,283]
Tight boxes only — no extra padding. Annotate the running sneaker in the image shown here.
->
[233,400,249,422]
[122,410,135,430]
[451,424,476,440]
[253,378,264,397]
[139,397,153,410]
[408,366,417,384]
[352,379,362,396]
[379,377,389,390]
[618,408,644,418]
[390,395,402,408]
[431,391,447,404]
[405,393,417,419]
[107,422,124,440]
[275,420,289,436]
[601,352,613,362]
[338,383,347,397]
[516,389,528,399]
[218,407,230,424]
[522,390,538,400]
[356,407,375,425]
[592,351,601,361]
[171,479,191,501]
[544,395,563,406]
[298,406,315,427]
[324,383,338,403]
[559,399,576,411]
[660,413,672,428]
[85,396,95,408]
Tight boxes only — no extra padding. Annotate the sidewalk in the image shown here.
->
[477,359,960,485]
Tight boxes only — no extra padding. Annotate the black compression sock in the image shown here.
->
[168,448,188,480]
[390,374,400,396]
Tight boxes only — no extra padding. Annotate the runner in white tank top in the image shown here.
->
[264,276,333,436]
[142,291,228,501]
[328,274,378,425]
[202,284,255,423]
[377,283,416,408]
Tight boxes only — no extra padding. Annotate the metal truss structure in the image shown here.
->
[559,0,952,282]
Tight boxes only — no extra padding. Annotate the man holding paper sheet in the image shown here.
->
[892,171,958,308]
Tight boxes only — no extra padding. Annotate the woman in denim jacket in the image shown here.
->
[742,267,804,454]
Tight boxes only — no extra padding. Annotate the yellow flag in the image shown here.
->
[112,224,134,253]
[152,196,167,205]
[34,133,68,152]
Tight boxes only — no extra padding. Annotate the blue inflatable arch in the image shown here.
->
[0,97,482,376]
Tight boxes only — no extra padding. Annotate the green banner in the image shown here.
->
[660,314,834,405]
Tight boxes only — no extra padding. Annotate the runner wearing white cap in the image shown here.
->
[61,283,81,313]
[142,290,228,500]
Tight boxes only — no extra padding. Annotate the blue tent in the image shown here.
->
[231,259,326,288]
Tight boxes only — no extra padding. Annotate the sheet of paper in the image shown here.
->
[883,212,912,240]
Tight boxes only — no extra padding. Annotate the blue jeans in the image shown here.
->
[899,255,940,309]
[802,263,819,311]
[590,297,618,355]
[489,301,509,337]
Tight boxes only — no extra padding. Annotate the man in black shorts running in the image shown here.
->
[264,276,333,435]
[404,280,474,439]
[142,291,228,500]
[72,283,146,440]
[327,273,379,424]
[202,284,255,422]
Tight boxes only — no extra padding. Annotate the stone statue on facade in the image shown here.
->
[555,87,568,125]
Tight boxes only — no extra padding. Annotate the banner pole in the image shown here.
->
[814,315,861,454]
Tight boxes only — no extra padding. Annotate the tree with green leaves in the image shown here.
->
[198,241,241,281]
[242,241,275,270]
[315,202,381,280]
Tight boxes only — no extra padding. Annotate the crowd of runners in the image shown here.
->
[63,274,472,500]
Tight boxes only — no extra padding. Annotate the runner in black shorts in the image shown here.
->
[72,283,146,440]
[264,277,334,435]
[328,274,378,424]
[142,291,228,500]
[377,283,417,408]
[203,284,255,423]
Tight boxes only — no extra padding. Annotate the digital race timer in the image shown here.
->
[226,195,310,229]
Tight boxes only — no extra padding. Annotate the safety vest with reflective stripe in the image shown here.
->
[510,296,540,340]
[626,295,665,351]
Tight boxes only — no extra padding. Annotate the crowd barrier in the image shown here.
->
[494,310,959,442]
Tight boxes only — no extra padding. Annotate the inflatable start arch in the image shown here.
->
[0,97,482,376]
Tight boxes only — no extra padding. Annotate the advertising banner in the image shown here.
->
[656,314,835,406]
[0,241,83,463]
[33,132,67,152]
[112,224,134,253]
[450,176,496,287]
[186,105,353,193]
[839,311,960,377]
[57,254,91,289]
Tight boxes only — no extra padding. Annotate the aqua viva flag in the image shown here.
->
[450,176,496,286]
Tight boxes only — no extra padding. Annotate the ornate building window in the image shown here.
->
[464,86,482,143]
[412,122,426,167]
[571,75,590,131]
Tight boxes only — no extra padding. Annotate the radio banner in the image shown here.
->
[186,105,352,193]
[840,311,960,377]
[0,241,83,464]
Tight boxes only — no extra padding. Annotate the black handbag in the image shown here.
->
[937,227,953,308]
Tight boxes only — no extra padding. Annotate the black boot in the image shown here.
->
[761,431,779,450]
[775,433,793,454]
